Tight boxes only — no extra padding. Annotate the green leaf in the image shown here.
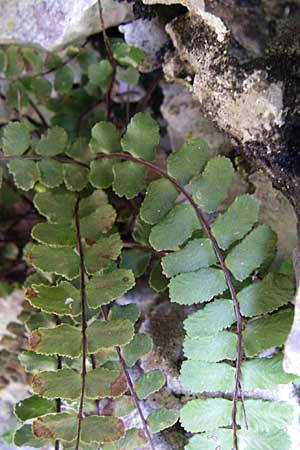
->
[134,369,165,399]
[80,205,116,240]
[238,400,293,432]
[117,66,140,85]
[27,245,79,280]
[25,282,80,316]
[54,65,74,94]
[89,158,115,188]
[8,159,39,190]
[87,320,134,353]
[85,367,128,398]
[162,238,216,277]
[147,408,179,433]
[225,225,277,281]
[66,137,93,163]
[90,122,121,154]
[167,138,209,185]
[133,215,151,245]
[109,304,140,324]
[140,179,178,225]
[77,48,98,73]
[241,354,296,390]
[169,268,227,305]
[32,369,81,399]
[183,299,236,338]
[63,164,89,191]
[14,425,49,448]
[32,412,77,442]
[86,269,135,308]
[37,160,64,188]
[149,261,168,292]
[192,156,234,212]
[25,311,55,332]
[111,396,135,417]
[180,398,232,433]
[32,222,77,247]
[0,49,7,72]
[112,42,144,66]
[112,161,146,199]
[79,189,108,216]
[36,126,67,156]
[88,60,113,89]
[243,309,294,357]
[30,77,52,101]
[29,324,81,358]
[185,430,232,450]
[81,416,125,444]
[85,233,123,274]
[238,273,294,317]
[19,351,57,373]
[123,333,153,367]
[180,360,235,393]
[102,428,147,450]
[121,112,159,161]
[22,48,43,72]
[183,331,237,362]
[15,395,56,421]
[120,248,151,277]
[34,190,76,223]
[149,205,200,251]
[211,194,259,250]
[2,122,30,155]
[5,46,24,77]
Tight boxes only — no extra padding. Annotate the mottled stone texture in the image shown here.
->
[0,0,132,50]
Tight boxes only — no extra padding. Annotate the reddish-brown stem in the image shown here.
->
[74,194,88,450]
[97,0,117,69]
[101,306,156,450]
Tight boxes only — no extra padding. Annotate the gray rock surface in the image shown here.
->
[0,0,132,51]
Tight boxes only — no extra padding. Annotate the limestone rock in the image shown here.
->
[0,0,132,51]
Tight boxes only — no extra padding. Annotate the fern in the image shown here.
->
[0,18,297,450]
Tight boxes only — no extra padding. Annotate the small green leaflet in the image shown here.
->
[25,311,55,332]
[89,158,115,188]
[162,238,216,277]
[241,353,296,390]
[31,222,77,247]
[90,121,121,153]
[54,65,74,94]
[109,303,140,324]
[14,424,49,448]
[32,369,81,400]
[25,282,81,316]
[27,245,79,280]
[192,156,234,212]
[79,189,108,216]
[29,324,81,358]
[66,137,92,163]
[167,138,209,185]
[243,309,294,357]
[86,269,135,308]
[211,194,259,250]
[112,42,144,66]
[85,367,128,398]
[30,77,52,101]
[122,333,153,367]
[225,224,277,281]
[15,395,56,421]
[8,159,39,190]
[184,299,236,338]
[21,48,43,72]
[102,428,147,450]
[2,121,30,155]
[112,161,147,199]
[32,413,77,442]
[133,215,151,245]
[19,351,57,373]
[80,415,125,444]
[85,233,123,274]
[147,408,179,433]
[237,400,293,433]
[88,60,113,91]
[63,164,89,191]
[34,190,76,224]
[37,160,64,188]
[134,369,165,399]
[169,268,227,305]
[87,319,134,353]
[120,248,151,277]
[238,273,294,317]
[180,361,235,393]
[149,261,168,292]
[121,112,159,161]
[79,205,116,239]
[117,66,140,85]
[183,331,237,362]
[36,126,67,156]
[140,178,178,225]
[180,398,232,433]
[149,204,200,251]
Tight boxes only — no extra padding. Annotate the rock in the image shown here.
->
[160,81,229,152]
[0,0,132,51]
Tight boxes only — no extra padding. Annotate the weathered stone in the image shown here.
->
[0,0,132,51]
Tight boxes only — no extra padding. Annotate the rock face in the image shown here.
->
[0,0,132,50]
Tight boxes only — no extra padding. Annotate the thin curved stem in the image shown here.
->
[74,194,88,450]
